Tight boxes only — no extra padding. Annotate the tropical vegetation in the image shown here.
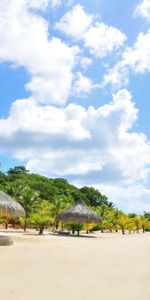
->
[0,166,150,235]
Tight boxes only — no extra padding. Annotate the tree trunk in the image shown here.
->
[122,228,125,234]
[86,224,89,234]
[142,226,145,233]
[61,222,64,231]
[55,221,58,229]
[39,225,44,235]
[24,218,27,232]
[77,224,80,236]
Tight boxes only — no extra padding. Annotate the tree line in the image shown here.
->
[0,166,150,235]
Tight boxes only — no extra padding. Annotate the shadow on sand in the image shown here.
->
[49,232,96,239]
[0,229,96,238]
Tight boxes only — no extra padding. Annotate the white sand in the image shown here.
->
[0,231,150,300]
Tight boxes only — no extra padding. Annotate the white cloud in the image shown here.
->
[56,4,127,57]
[84,22,126,58]
[80,57,92,69]
[0,90,150,188]
[103,29,150,88]
[26,0,50,10]
[96,184,150,213]
[0,1,150,212]
[1,89,150,211]
[73,72,94,96]
[55,4,93,39]
[0,0,80,105]
[50,0,62,8]
[135,0,150,21]
[25,37,79,105]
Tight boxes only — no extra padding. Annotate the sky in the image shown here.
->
[0,0,150,213]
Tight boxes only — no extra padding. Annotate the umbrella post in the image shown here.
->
[77,224,80,236]
[61,222,64,232]
[86,224,89,234]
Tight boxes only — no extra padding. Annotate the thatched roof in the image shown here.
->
[0,191,25,218]
[57,197,101,224]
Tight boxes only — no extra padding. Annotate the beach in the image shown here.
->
[0,231,150,300]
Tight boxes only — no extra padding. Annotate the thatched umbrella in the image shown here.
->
[0,191,25,246]
[57,197,101,235]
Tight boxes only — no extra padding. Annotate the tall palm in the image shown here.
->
[51,196,68,229]
[16,185,40,231]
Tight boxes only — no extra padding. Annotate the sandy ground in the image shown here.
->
[0,230,150,300]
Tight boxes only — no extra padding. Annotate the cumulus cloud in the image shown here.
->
[80,57,92,69]
[0,90,150,188]
[84,22,126,58]
[1,88,150,212]
[96,184,150,213]
[103,29,150,88]
[73,72,94,96]
[0,1,150,213]
[0,0,80,105]
[55,4,93,39]
[135,0,150,21]
[56,4,126,57]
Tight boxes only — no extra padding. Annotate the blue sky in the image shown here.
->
[0,0,150,213]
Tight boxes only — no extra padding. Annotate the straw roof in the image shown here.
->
[57,197,101,224]
[0,191,25,218]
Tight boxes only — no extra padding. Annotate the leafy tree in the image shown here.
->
[15,185,40,231]
[7,166,29,182]
[51,195,70,228]
[143,212,150,221]
[118,214,128,234]
[65,223,84,235]
[80,186,109,207]
[141,216,150,233]
[126,219,135,234]
[128,215,142,233]
[0,171,9,192]
[29,201,52,235]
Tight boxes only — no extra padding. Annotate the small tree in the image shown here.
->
[29,200,52,235]
[66,223,84,235]
[16,185,40,231]
[132,216,142,233]
[141,216,150,233]
[51,196,69,229]
[118,215,128,234]
[126,219,135,234]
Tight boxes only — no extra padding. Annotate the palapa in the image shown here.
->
[0,191,25,218]
[57,196,101,224]
[0,191,25,246]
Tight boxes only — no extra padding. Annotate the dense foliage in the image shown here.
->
[0,166,150,234]
[0,166,110,207]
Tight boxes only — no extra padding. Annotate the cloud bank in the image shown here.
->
[0,0,150,212]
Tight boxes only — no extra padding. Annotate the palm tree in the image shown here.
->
[16,185,40,231]
[132,215,142,233]
[51,196,68,229]
[118,215,128,234]
[29,200,52,235]
[141,216,150,233]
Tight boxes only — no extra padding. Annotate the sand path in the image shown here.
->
[0,231,149,300]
